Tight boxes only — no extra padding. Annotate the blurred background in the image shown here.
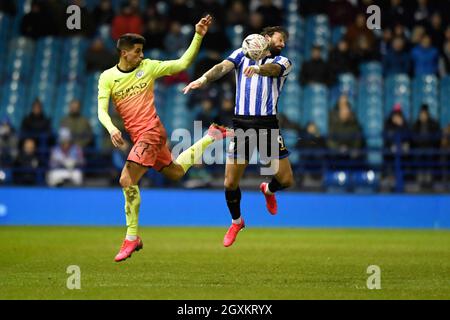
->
[0,0,450,195]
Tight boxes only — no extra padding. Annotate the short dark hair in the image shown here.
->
[116,33,146,53]
[260,26,289,40]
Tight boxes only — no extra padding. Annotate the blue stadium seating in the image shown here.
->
[330,73,357,109]
[412,74,439,121]
[278,81,302,125]
[384,74,411,120]
[52,82,84,131]
[302,84,329,135]
[304,15,330,60]
[440,76,450,128]
[357,73,384,166]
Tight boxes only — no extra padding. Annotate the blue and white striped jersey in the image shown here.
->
[226,48,292,116]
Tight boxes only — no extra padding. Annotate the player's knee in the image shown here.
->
[168,165,185,181]
[224,178,239,190]
[281,176,295,189]
[119,175,132,188]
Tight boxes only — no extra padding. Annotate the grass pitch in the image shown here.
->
[0,226,449,300]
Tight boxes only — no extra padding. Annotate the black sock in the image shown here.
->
[225,188,241,220]
[268,177,286,193]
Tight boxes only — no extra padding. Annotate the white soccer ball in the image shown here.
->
[242,34,269,61]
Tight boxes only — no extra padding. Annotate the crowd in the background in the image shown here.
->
[1,0,450,190]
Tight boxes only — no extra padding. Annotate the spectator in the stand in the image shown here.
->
[357,0,375,12]
[195,0,226,29]
[383,0,410,29]
[20,0,54,39]
[354,32,380,64]
[383,36,411,76]
[411,25,426,46]
[428,12,445,52]
[225,0,248,26]
[327,95,364,169]
[345,13,376,55]
[13,138,41,185]
[379,29,393,58]
[300,45,331,86]
[168,0,193,25]
[111,1,143,40]
[0,118,18,168]
[392,23,409,43]
[20,99,52,148]
[411,104,441,187]
[142,18,166,51]
[201,22,231,53]
[297,122,327,179]
[444,25,450,44]
[243,12,264,37]
[327,0,355,27]
[298,0,328,16]
[47,128,84,187]
[439,40,450,77]
[255,0,283,27]
[196,98,217,130]
[85,38,118,72]
[329,40,357,79]
[412,0,433,27]
[93,0,115,29]
[164,21,189,56]
[0,0,16,16]
[383,104,412,174]
[411,34,439,76]
[193,50,223,81]
[60,100,93,149]
[215,96,235,129]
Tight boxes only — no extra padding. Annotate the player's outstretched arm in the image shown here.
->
[151,15,212,78]
[183,60,234,94]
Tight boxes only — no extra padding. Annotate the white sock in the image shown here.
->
[232,217,242,225]
[265,183,274,195]
[126,235,137,241]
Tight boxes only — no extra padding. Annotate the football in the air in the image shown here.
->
[242,34,269,61]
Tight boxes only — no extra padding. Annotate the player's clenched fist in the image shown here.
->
[243,65,260,77]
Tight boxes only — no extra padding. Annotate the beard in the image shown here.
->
[269,45,282,56]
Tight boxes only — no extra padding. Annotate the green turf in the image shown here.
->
[0,226,449,300]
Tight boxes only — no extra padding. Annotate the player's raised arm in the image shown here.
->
[183,59,235,94]
[150,15,212,78]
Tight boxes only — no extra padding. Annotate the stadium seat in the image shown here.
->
[440,76,450,127]
[0,82,28,129]
[384,74,411,121]
[412,75,439,121]
[302,84,329,135]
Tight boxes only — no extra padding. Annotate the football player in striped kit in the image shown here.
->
[183,26,295,247]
